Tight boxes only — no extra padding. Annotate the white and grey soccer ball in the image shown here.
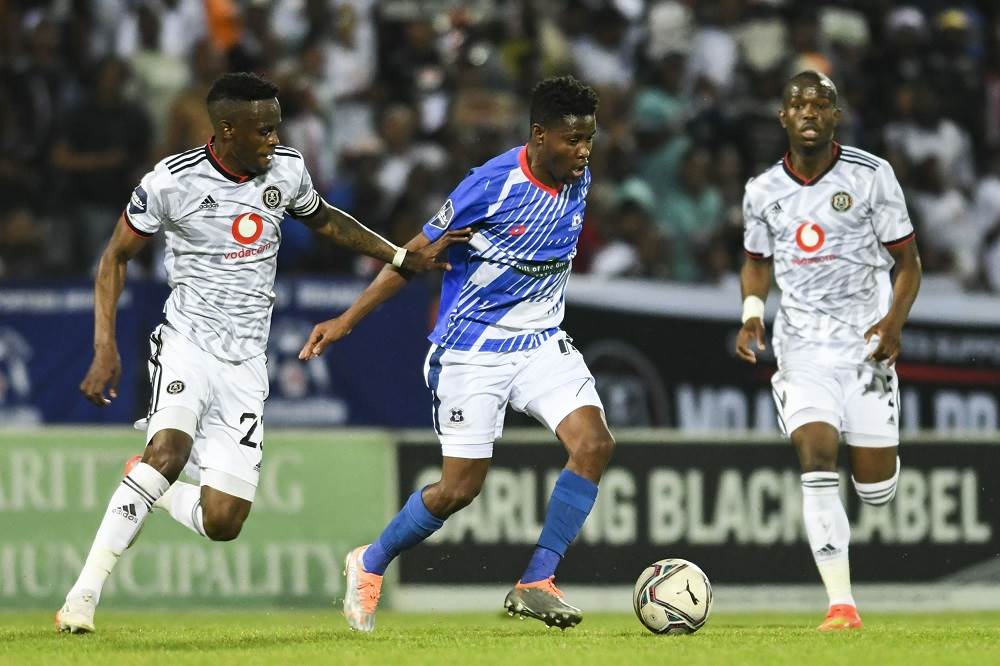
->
[633,558,713,634]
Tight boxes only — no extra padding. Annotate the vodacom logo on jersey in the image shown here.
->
[232,212,264,244]
[225,212,272,261]
[795,221,825,252]
[793,221,837,265]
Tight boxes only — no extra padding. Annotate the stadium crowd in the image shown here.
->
[2,0,1000,291]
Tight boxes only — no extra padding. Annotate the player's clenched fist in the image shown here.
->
[80,344,121,405]
[298,316,352,360]
[735,318,766,364]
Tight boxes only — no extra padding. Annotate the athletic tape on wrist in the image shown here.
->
[391,247,407,268]
[741,295,765,324]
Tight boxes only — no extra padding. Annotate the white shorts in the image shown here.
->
[139,323,267,500]
[423,331,604,458]
[771,357,900,447]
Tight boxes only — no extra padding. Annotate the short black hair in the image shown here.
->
[783,70,838,106]
[529,75,599,128]
[206,72,279,105]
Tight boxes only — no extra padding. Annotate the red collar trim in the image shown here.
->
[518,145,561,197]
[207,138,252,183]
[783,142,841,186]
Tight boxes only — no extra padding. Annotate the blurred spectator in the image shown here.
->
[884,83,976,192]
[0,207,48,279]
[128,3,189,144]
[631,88,690,199]
[113,0,207,59]
[373,103,446,218]
[2,2,999,289]
[907,156,975,281]
[926,8,983,137]
[590,178,668,278]
[0,14,74,209]
[570,4,637,91]
[49,56,152,271]
[686,0,740,91]
[277,75,335,191]
[159,38,224,158]
[656,145,724,282]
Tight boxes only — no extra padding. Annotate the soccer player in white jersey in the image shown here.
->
[55,73,469,634]
[736,71,922,631]
[298,76,613,631]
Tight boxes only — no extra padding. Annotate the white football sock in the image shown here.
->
[69,462,170,601]
[853,456,901,505]
[164,481,207,537]
[801,471,855,608]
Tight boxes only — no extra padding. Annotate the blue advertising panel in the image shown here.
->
[0,278,435,427]
[0,282,148,424]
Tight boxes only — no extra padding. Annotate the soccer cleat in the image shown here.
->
[504,576,582,629]
[817,604,863,631]
[343,545,383,632]
[54,590,97,634]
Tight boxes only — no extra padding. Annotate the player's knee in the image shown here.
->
[852,456,901,506]
[570,431,615,468]
[435,483,482,515]
[202,514,245,541]
[143,433,193,481]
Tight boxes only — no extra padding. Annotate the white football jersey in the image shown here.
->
[743,143,915,364]
[125,142,322,361]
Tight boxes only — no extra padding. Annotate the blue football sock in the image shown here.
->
[362,489,444,575]
[521,469,598,584]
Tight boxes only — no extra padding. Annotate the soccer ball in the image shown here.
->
[632,558,713,634]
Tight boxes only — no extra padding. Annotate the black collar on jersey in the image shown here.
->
[782,142,841,186]
[206,138,253,184]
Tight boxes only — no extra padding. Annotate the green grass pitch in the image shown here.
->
[3,611,999,665]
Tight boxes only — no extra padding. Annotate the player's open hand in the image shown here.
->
[864,316,903,365]
[80,343,122,406]
[403,228,473,272]
[735,318,766,364]
[298,316,352,361]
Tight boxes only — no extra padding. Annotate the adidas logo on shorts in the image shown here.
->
[112,503,139,523]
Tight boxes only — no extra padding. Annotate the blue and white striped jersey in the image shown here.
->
[423,145,591,352]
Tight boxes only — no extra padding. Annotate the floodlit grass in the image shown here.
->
[4,610,999,666]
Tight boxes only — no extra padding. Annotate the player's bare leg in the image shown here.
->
[792,422,863,631]
[57,428,191,633]
[344,457,490,632]
[505,406,614,629]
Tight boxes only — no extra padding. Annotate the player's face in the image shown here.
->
[539,115,597,185]
[779,83,839,151]
[229,98,282,175]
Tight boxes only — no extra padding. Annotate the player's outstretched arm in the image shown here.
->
[300,202,471,272]
[298,230,454,361]
[735,255,772,364]
[864,239,922,365]
[80,216,151,406]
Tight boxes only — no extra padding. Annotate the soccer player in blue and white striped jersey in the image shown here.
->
[300,76,614,631]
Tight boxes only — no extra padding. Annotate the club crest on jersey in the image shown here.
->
[430,199,454,229]
[166,380,185,394]
[232,212,264,244]
[795,221,825,253]
[262,186,282,209]
[831,191,853,212]
[128,185,147,214]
